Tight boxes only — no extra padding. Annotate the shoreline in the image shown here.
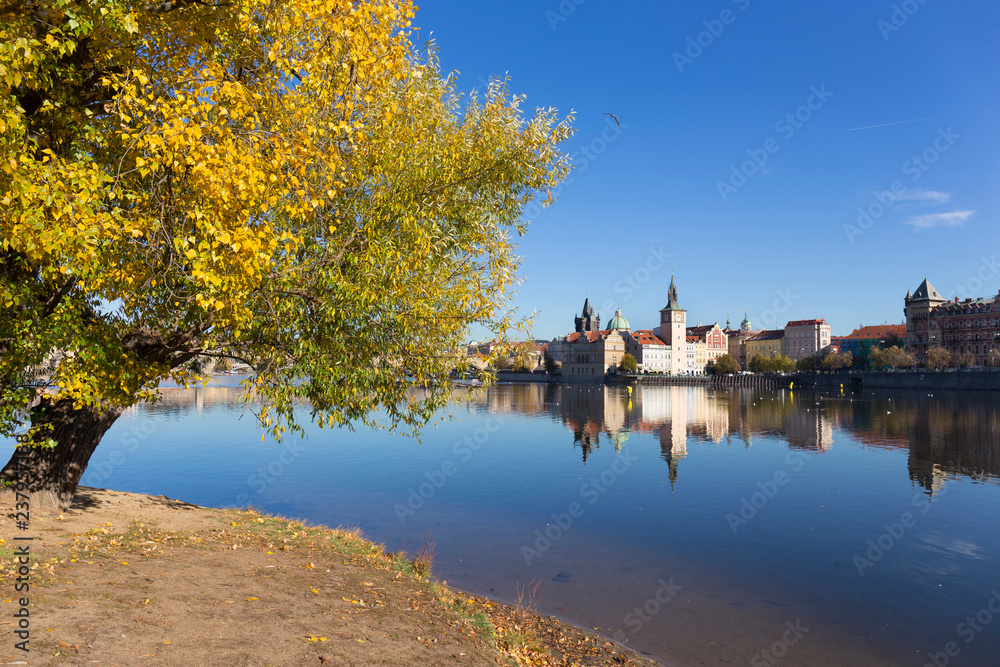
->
[1,486,661,666]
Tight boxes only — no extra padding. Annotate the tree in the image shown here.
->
[619,353,637,374]
[543,352,559,375]
[712,353,740,374]
[926,347,952,370]
[0,1,573,508]
[749,354,791,373]
[869,346,913,370]
[819,354,838,371]
[795,355,817,372]
[773,355,797,373]
[956,350,976,369]
[819,350,853,371]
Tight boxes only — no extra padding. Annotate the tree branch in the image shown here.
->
[0,0,25,16]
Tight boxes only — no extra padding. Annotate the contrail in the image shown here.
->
[845,114,953,132]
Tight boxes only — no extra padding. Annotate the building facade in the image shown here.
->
[833,324,906,361]
[724,311,758,369]
[658,275,688,376]
[560,329,626,379]
[746,330,785,361]
[784,319,831,360]
[903,278,948,362]
[687,323,729,364]
[685,337,698,374]
[905,278,1000,366]
[624,330,671,373]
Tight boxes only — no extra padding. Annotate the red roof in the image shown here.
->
[627,330,668,346]
[565,330,618,344]
[748,330,785,341]
[841,325,906,340]
[785,319,828,327]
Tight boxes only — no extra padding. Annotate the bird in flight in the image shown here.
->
[603,113,619,127]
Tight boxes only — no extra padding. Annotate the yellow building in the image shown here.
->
[691,336,708,373]
[746,330,785,360]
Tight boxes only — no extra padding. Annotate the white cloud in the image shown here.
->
[904,210,974,229]
[892,189,952,205]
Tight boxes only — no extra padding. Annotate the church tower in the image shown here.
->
[659,275,687,374]
[575,297,600,333]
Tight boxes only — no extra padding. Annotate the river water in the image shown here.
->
[6,379,1000,665]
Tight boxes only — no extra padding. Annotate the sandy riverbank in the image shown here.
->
[1,487,660,666]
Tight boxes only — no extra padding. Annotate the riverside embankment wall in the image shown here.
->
[792,371,1000,391]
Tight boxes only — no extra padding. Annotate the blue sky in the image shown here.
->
[416,1,1000,340]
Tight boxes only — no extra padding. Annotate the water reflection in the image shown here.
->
[13,381,1000,666]
[474,383,1000,493]
[144,381,1000,498]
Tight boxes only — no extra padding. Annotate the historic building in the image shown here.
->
[725,310,758,369]
[784,319,831,360]
[556,303,632,379]
[560,329,626,379]
[575,297,601,333]
[550,298,603,363]
[686,336,706,374]
[623,330,671,373]
[904,278,948,363]
[687,322,729,364]
[685,336,698,374]
[657,275,688,376]
[607,308,630,332]
[746,330,785,361]
[833,324,906,360]
[904,278,1000,365]
[558,276,717,378]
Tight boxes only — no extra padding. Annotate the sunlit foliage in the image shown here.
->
[0,0,573,441]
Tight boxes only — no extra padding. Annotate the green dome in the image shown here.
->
[608,308,630,330]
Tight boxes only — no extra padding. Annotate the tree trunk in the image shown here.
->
[1,399,124,511]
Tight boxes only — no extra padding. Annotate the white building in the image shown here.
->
[784,319,832,360]
[685,338,697,374]
[623,330,672,373]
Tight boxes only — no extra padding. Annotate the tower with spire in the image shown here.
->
[574,297,600,333]
[659,274,687,375]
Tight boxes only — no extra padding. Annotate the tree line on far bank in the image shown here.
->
[708,345,999,375]
[490,344,997,379]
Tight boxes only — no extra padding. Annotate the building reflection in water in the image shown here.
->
[475,383,1000,493]
[144,380,1000,495]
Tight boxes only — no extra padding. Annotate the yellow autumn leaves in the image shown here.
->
[1,0,572,431]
